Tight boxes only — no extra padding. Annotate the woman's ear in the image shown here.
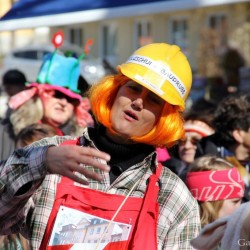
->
[232,129,244,144]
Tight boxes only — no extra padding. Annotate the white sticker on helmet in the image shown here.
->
[134,74,165,96]
[127,55,186,97]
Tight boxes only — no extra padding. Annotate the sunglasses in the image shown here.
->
[179,137,201,146]
[53,91,80,106]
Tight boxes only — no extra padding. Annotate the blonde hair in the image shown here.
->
[89,74,185,148]
[9,95,85,137]
[10,97,43,136]
[187,155,234,227]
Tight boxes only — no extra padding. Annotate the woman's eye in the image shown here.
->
[150,97,160,104]
[191,138,200,145]
[149,95,164,105]
[233,199,241,204]
[128,85,140,92]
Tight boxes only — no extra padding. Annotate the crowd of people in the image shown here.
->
[0,37,249,250]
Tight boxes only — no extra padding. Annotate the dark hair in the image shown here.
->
[15,123,57,148]
[184,111,215,129]
[190,98,216,115]
[212,93,250,147]
[78,75,90,96]
[2,69,27,86]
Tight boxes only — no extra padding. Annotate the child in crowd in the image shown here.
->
[15,123,57,148]
[186,155,245,227]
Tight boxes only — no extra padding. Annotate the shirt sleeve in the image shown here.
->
[157,168,201,249]
[162,202,201,249]
[0,135,71,234]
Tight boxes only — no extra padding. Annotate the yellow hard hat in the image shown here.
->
[118,43,192,110]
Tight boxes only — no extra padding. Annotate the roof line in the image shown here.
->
[0,0,248,31]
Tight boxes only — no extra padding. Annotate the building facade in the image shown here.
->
[0,1,249,93]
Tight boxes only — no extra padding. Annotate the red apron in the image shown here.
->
[41,140,162,250]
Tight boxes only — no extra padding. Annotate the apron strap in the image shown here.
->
[96,163,162,249]
[140,163,162,214]
[130,163,162,250]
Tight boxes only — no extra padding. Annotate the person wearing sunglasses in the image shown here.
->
[163,111,214,181]
[0,48,93,162]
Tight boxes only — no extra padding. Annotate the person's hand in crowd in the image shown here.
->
[45,145,111,185]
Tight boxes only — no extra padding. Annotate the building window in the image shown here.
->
[169,18,189,55]
[68,28,83,47]
[96,227,101,234]
[207,13,228,50]
[208,14,227,30]
[135,20,152,49]
[101,23,117,66]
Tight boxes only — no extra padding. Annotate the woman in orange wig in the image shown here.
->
[0,43,200,249]
[90,74,185,148]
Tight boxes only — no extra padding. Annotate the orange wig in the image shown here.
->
[89,74,185,148]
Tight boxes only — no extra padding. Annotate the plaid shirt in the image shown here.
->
[0,129,200,249]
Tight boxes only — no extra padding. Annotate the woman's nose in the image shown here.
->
[59,97,68,106]
[183,138,197,148]
[131,98,143,111]
[183,140,193,148]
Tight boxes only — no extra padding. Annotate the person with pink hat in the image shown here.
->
[0,31,94,162]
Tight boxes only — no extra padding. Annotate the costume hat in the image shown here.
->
[34,31,93,101]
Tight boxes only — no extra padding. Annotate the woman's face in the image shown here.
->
[218,198,242,219]
[42,90,75,127]
[178,131,202,164]
[178,120,214,164]
[108,81,165,143]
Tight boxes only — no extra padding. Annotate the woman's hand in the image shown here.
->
[45,145,110,185]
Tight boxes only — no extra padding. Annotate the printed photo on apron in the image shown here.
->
[48,206,132,250]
